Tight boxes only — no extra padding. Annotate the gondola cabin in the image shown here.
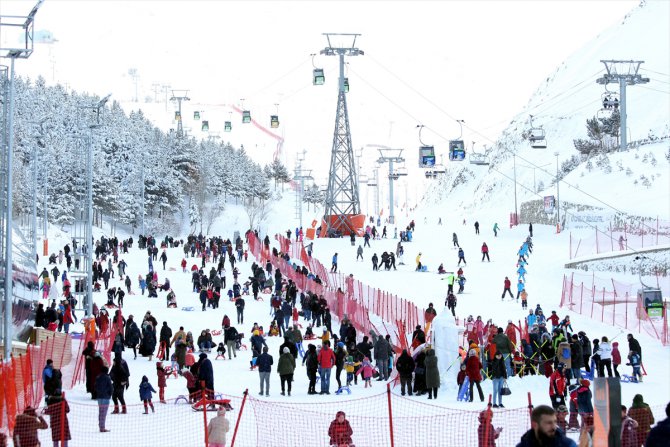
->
[174,111,181,122]
[242,110,251,124]
[419,146,436,168]
[449,140,465,161]
[194,111,200,120]
[313,68,325,85]
[270,115,279,128]
[201,120,209,132]
[224,121,232,132]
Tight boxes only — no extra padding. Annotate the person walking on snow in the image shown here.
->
[474,221,480,235]
[481,243,490,262]
[331,253,338,273]
[493,223,500,237]
[516,280,525,301]
[416,253,423,271]
[502,277,513,300]
[356,245,364,261]
[457,248,466,266]
[453,233,460,248]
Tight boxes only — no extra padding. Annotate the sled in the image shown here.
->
[620,375,641,383]
[211,329,222,336]
[181,306,195,311]
[420,266,428,272]
[457,377,471,401]
[335,386,351,395]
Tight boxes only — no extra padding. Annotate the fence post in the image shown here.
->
[601,288,606,322]
[596,226,599,254]
[569,232,572,259]
[230,389,249,447]
[201,382,208,447]
[527,392,534,426]
[60,392,66,447]
[579,283,584,315]
[625,292,628,329]
[386,383,395,447]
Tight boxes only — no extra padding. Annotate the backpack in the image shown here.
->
[561,346,570,359]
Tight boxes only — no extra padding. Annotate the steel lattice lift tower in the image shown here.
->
[319,33,364,236]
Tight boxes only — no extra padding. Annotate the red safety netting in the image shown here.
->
[248,232,426,354]
[560,272,669,346]
[569,217,670,259]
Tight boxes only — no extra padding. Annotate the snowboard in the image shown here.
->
[457,377,471,401]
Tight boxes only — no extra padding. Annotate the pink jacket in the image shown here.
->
[612,342,621,365]
[356,362,375,379]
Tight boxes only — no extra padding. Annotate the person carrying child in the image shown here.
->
[139,375,157,413]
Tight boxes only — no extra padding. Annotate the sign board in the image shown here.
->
[543,196,556,214]
[593,377,621,447]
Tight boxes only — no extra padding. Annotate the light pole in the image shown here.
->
[1,0,43,361]
[555,152,560,231]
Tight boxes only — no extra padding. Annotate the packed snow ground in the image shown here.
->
[38,193,670,418]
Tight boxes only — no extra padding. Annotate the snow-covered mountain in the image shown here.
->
[420,0,670,222]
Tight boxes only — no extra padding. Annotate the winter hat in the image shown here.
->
[283,347,290,354]
[468,349,477,357]
[337,342,345,349]
[199,353,207,359]
[253,330,259,336]
[580,379,590,387]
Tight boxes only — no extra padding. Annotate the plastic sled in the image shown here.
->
[181,306,195,311]
[620,375,640,383]
[457,377,471,401]
[335,386,351,395]
[420,266,428,272]
[211,329,222,336]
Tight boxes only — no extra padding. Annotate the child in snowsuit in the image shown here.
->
[344,355,357,387]
[356,357,375,388]
[156,362,167,403]
[139,375,157,413]
[626,351,642,382]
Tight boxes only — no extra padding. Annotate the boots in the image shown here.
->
[150,402,155,413]
[111,405,120,414]
[122,405,127,414]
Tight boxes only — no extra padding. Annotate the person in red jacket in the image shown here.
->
[549,363,567,409]
[478,409,502,447]
[466,349,485,402]
[317,341,336,395]
[481,243,490,262]
[611,342,622,378]
[328,411,353,446]
[548,311,560,330]
[501,277,513,300]
[505,321,519,348]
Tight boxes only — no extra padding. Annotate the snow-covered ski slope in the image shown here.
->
[422,0,669,219]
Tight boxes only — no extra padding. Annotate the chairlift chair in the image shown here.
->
[469,153,489,166]
[242,110,251,124]
[224,121,232,132]
[529,128,547,149]
[270,115,279,128]
[313,68,325,85]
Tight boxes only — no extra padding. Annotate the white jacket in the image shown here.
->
[598,342,612,360]
[207,412,230,444]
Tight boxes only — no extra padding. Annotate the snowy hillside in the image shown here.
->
[420,0,670,221]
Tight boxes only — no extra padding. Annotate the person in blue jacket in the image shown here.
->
[139,375,156,413]
[516,280,526,301]
[331,253,338,273]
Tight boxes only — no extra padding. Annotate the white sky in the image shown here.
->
[2,0,641,174]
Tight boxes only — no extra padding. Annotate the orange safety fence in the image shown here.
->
[560,272,669,346]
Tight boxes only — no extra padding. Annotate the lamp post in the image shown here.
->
[1,0,43,361]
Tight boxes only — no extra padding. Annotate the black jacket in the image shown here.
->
[395,352,416,378]
[516,428,576,447]
[490,356,507,379]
